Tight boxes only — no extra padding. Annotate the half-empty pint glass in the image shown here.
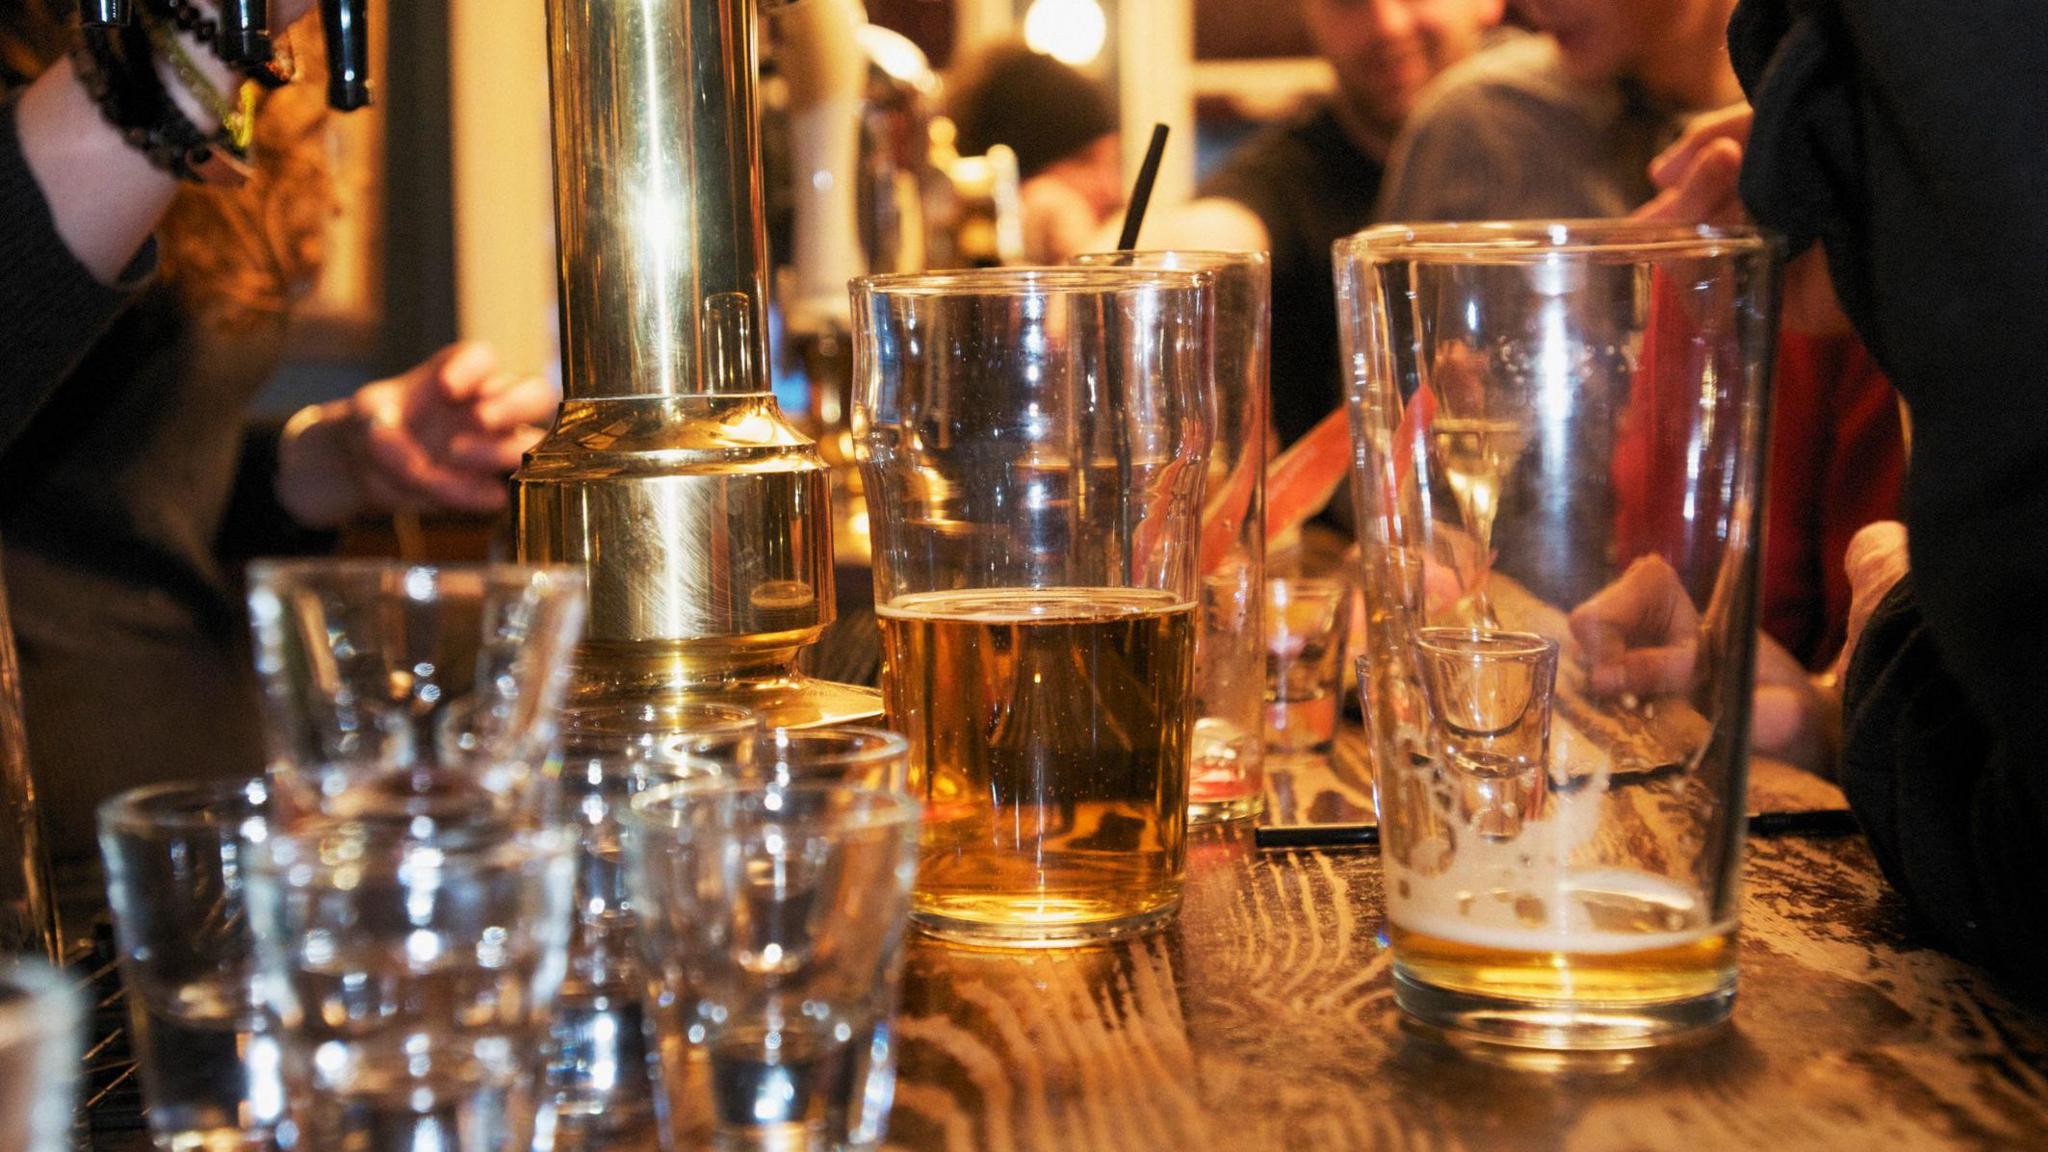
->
[1074,250,1269,823]
[1338,222,1778,1049]
[853,267,1212,946]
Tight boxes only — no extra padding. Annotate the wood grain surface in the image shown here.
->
[886,735,2048,1152]
[811,581,2045,1151]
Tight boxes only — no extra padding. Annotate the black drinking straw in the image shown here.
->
[1116,123,1171,251]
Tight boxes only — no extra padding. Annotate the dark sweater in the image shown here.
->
[0,81,328,865]
[1732,0,2048,995]
[1199,99,1384,449]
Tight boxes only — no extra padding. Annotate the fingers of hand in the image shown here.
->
[1844,521,1909,597]
[430,341,502,402]
[1648,102,1753,187]
[1635,138,1744,226]
[472,373,561,431]
[1751,682,1810,758]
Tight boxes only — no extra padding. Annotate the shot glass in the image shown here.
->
[547,702,761,1152]
[1076,250,1270,823]
[1264,577,1350,754]
[623,780,920,1152]
[0,959,82,1152]
[244,560,587,832]
[726,727,911,793]
[854,266,1212,946]
[246,823,576,1152]
[99,780,282,1152]
[1412,628,1559,840]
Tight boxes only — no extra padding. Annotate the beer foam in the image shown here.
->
[1384,709,1728,955]
[1393,868,1730,955]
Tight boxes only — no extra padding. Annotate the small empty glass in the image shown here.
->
[244,560,587,832]
[1264,577,1350,754]
[1412,628,1559,839]
[740,727,910,792]
[99,779,281,1152]
[624,780,919,1152]
[0,959,81,1152]
[548,701,760,1152]
[245,822,576,1152]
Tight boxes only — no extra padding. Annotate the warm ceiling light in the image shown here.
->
[1023,0,1107,68]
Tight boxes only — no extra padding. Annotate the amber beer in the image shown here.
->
[878,586,1196,944]
[1388,883,1738,1011]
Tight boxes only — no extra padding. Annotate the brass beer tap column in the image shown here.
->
[515,0,881,726]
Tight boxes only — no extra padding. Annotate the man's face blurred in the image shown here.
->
[1514,0,1699,87]
[1305,0,1506,134]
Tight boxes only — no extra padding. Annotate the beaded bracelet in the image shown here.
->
[145,0,294,89]
[75,19,251,187]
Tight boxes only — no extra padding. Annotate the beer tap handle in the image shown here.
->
[217,0,274,66]
[320,0,371,111]
[79,0,133,26]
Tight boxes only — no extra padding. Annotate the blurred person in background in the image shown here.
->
[1138,0,1508,452]
[948,42,1122,263]
[1375,0,1905,776]
[2,0,557,866]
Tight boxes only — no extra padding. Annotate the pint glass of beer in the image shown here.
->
[1337,222,1778,1049]
[853,267,1212,947]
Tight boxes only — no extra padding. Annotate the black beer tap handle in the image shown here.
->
[216,0,273,66]
[320,0,370,110]
[80,0,134,26]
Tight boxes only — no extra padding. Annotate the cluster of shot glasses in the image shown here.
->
[72,560,921,1152]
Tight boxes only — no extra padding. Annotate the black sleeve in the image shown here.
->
[213,419,339,564]
[1735,0,2048,999]
[0,89,150,457]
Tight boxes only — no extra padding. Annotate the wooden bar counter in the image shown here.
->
[880,733,2048,1152]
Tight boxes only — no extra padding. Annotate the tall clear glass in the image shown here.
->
[244,560,587,832]
[1337,222,1779,1049]
[1074,250,1270,824]
[853,267,1213,947]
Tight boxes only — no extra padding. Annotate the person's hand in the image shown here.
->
[1635,104,1750,227]
[1566,555,1841,775]
[1567,556,1701,699]
[276,342,559,529]
[1633,103,1851,336]
[1824,521,1910,687]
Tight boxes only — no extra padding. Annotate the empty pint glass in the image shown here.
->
[853,268,1212,946]
[1075,250,1269,822]
[1338,222,1778,1049]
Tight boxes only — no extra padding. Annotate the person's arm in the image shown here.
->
[16,1,316,283]
[0,88,138,453]
[2,2,318,455]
